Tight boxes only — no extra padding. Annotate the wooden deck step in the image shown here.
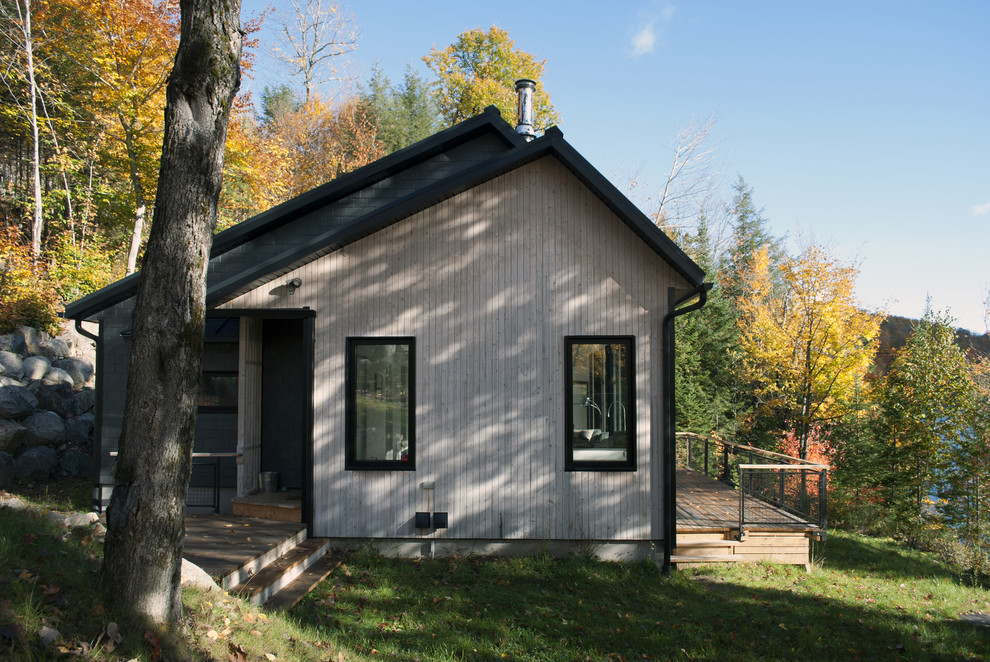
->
[264,557,342,610]
[674,540,736,549]
[231,538,330,605]
[671,554,746,564]
[217,526,307,591]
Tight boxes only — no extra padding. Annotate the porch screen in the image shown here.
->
[346,338,415,470]
[565,337,635,470]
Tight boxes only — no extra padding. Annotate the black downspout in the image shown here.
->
[661,283,711,574]
[73,318,103,512]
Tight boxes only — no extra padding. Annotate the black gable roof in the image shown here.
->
[64,109,704,320]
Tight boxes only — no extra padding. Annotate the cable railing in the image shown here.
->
[676,432,828,536]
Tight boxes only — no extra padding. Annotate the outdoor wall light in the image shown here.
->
[286,277,302,295]
[415,512,431,529]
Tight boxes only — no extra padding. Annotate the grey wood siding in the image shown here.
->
[219,156,687,541]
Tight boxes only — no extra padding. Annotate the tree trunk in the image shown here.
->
[123,126,148,275]
[100,0,241,629]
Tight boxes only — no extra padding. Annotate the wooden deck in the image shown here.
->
[675,469,821,568]
[676,468,818,533]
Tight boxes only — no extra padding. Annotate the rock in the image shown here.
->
[15,445,57,480]
[47,510,98,528]
[22,410,65,447]
[39,338,70,361]
[0,385,38,419]
[181,558,221,593]
[92,522,107,539]
[0,350,24,380]
[38,625,60,646]
[0,451,14,489]
[0,333,13,353]
[59,450,93,477]
[41,367,74,389]
[54,357,93,389]
[21,355,50,381]
[34,383,75,419]
[0,375,20,387]
[10,326,40,356]
[73,388,95,415]
[66,414,95,445]
[0,493,26,510]
[0,419,27,454]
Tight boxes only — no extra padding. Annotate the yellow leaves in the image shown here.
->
[423,25,560,130]
[736,241,884,436]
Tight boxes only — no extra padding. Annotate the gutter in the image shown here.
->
[661,282,712,573]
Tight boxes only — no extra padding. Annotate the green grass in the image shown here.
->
[2,479,989,660]
[288,538,990,661]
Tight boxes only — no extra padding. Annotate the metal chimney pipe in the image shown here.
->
[515,79,537,141]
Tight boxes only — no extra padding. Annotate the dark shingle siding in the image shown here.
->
[204,133,511,291]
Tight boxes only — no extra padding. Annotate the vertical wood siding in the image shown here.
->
[236,317,263,495]
[220,156,686,541]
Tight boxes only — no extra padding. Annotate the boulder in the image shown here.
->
[42,367,74,389]
[34,383,75,419]
[0,419,27,454]
[15,445,57,480]
[9,326,40,356]
[0,333,14,353]
[66,413,95,446]
[0,350,24,380]
[21,355,50,381]
[59,450,93,477]
[39,338,70,362]
[0,451,14,489]
[0,384,38,419]
[46,510,98,528]
[73,388,96,415]
[0,375,20,387]
[181,558,221,593]
[53,358,92,390]
[0,493,27,510]
[22,410,65,447]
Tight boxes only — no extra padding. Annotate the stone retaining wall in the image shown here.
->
[0,325,96,489]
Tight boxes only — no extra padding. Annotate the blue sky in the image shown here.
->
[241,1,989,333]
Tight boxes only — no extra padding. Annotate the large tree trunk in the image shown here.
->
[100,0,241,628]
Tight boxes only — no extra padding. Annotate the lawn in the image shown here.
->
[1,478,988,660]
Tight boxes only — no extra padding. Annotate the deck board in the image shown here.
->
[676,469,818,532]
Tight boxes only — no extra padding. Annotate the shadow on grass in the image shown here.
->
[0,499,188,661]
[285,551,988,662]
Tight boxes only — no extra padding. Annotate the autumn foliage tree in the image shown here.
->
[423,25,560,131]
[736,241,883,459]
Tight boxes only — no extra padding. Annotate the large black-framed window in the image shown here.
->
[565,336,635,471]
[346,337,415,470]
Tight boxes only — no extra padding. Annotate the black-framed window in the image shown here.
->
[346,337,415,470]
[198,372,238,410]
[565,336,635,470]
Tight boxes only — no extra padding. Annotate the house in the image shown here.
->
[64,92,709,566]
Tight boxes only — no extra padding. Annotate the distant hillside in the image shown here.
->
[875,314,990,374]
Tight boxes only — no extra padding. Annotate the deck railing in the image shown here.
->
[676,432,828,535]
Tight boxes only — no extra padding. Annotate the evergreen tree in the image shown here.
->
[360,65,439,154]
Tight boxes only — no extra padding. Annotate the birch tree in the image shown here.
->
[0,0,44,262]
[274,0,358,103]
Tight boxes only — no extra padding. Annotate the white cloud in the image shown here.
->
[971,201,990,216]
[631,22,657,57]
[629,2,676,58]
